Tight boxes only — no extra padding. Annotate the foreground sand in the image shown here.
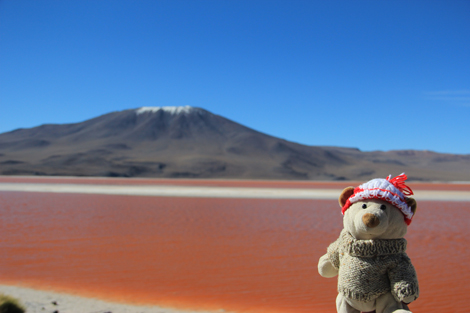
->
[0,285,221,313]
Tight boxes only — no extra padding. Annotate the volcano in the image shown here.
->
[0,106,469,181]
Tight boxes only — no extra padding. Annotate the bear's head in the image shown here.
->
[338,173,417,240]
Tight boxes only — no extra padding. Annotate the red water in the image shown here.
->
[0,182,469,313]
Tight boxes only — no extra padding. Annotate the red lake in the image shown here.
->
[0,178,469,313]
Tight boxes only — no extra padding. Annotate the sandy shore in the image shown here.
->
[1,182,470,201]
[0,285,220,313]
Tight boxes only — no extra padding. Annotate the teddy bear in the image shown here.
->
[318,173,419,313]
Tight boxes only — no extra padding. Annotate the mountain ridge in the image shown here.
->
[1,106,469,181]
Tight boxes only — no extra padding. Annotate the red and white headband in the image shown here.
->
[341,173,415,225]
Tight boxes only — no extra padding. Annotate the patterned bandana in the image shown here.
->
[341,173,415,225]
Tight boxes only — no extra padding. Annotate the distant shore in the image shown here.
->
[0,285,220,313]
[0,176,469,201]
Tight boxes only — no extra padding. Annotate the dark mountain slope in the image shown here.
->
[1,106,469,181]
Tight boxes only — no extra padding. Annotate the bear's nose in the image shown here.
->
[362,213,380,228]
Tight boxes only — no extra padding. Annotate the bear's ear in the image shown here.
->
[339,187,355,208]
[405,197,417,216]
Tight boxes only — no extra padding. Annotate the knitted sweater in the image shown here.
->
[327,229,419,303]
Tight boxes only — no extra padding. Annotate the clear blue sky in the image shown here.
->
[1,0,469,154]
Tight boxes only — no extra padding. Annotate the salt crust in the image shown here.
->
[0,183,469,200]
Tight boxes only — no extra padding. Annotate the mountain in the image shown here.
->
[1,106,469,181]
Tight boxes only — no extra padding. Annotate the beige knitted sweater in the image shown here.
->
[327,229,419,303]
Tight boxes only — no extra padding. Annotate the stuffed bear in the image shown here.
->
[318,173,419,313]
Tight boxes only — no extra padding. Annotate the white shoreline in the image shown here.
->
[0,285,219,313]
[0,183,469,201]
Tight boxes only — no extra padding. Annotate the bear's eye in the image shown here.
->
[380,204,387,210]
[362,204,367,209]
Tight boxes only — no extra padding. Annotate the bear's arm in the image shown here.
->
[326,236,341,269]
[388,253,419,303]
[318,254,338,278]
[318,232,342,278]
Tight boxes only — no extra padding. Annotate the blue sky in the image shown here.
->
[1,0,469,154]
